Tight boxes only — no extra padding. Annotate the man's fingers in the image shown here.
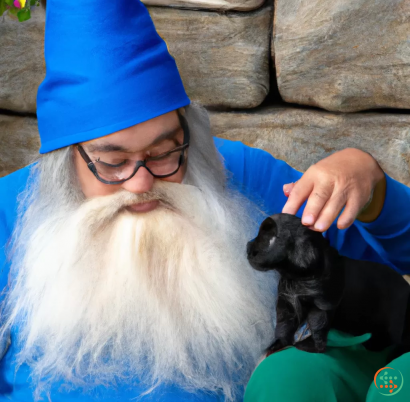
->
[311,189,348,232]
[301,186,334,227]
[283,183,295,197]
[282,181,313,215]
[337,194,363,229]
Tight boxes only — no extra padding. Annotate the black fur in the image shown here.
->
[247,213,410,356]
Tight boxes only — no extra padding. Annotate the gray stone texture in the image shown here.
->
[0,4,272,114]
[0,115,40,177]
[143,0,265,11]
[149,4,272,108]
[0,7,45,113]
[273,0,410,112]
[2,107,410,184]
[209,107,410,185]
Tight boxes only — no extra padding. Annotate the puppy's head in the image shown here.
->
[247,213,328,277]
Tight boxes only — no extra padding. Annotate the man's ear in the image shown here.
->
[289,229,321,269]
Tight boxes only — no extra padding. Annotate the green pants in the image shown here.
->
[245,330,410,401]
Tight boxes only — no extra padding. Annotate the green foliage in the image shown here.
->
[0,1,7,17]
[17,8,30,21]
[0,0,39,21]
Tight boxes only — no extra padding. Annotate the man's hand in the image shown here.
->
[282,148,385,232]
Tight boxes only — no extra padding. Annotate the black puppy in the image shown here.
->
[247,213,410,355]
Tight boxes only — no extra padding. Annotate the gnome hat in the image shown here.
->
[37,0,190,153]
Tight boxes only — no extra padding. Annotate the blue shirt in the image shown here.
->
[1,138,410,401]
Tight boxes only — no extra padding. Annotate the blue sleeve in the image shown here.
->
[214,138,410,275]
[327,175,410,275]
[0,209,10,300]
[213,137,302,215]
[0,198,14,303]
[0,166,31,299]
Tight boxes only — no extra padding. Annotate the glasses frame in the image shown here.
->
[76,110,190,185]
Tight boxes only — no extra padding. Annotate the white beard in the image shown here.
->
[3,180,276,400]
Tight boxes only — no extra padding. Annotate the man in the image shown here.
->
[0,0,409,401]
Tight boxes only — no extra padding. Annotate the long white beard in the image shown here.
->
[3,180,276,400]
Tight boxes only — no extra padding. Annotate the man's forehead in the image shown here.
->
[83,112,182,153]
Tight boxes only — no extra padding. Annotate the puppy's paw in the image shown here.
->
[266,339,287,356]
[295,337,326,353]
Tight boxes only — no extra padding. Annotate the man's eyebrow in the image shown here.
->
[85,125,183,153]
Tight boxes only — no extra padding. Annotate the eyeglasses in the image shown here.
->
[76,111,190,185]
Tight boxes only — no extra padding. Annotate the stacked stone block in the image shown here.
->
[1,0,409,185]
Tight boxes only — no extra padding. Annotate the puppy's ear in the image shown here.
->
[259,216,277,236]
[289,227,322,269]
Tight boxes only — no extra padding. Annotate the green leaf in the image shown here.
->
[0,0,7,17]
[4,0,13,7]
[17,8,30,21]
[8,6,18,15]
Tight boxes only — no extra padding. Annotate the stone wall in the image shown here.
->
[1,0,410,185]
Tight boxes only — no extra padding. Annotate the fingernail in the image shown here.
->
[314,222,326,231]
[302,214,314,225]
[337,221,347,230]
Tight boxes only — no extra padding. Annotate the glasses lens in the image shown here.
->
[94,159,136,182]
[92,148,185,183]
[146,149,182,176]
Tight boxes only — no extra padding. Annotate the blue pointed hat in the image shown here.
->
[37,0,190,154]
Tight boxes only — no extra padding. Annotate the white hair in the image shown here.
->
[1,103,278,401]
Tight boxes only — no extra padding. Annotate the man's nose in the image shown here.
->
[121,166,155,194]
